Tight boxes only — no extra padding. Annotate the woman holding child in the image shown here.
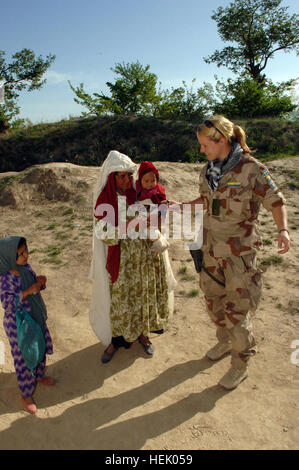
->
[89,151,176,363]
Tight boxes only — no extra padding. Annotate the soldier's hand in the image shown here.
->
[277,230,290,254]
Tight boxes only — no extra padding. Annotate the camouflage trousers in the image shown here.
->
[200,249,263,369]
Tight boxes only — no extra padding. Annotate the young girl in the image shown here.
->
[0,236,54,414]
[136,161,167,205]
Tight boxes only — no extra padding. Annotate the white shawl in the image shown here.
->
[89,150,176,346]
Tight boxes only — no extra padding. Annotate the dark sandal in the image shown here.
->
[101,345,118,364]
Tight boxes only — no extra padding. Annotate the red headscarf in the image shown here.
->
[136,161,166,204]
[94,172,136,283]
[138,161,159,182]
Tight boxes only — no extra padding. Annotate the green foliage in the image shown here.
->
[156,80,211,122]
[106,61,161,115]
[239,118,299,158]
[0,48,55,125]
[69,61,161,116]
[211,75,297,118]
[0,115,298,173]
[69,60,297,123]
[261,255,283,266]
[204,0,299,83]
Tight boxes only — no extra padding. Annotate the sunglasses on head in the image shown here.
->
[203,120,225,138]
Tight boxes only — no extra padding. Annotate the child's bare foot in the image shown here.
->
[21,396,37,414]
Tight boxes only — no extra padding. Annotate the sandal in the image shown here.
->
[138,335,155,356]
[101,344,118,364]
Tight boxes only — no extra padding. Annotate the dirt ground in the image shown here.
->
[0,158,298,450]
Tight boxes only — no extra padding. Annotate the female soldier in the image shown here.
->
[175,115,290,390]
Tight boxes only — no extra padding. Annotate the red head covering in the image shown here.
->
[94,172,136,283]
[138,161,159,182]
[136,161,166,204]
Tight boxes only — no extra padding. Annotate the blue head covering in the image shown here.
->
[0,236,47,331]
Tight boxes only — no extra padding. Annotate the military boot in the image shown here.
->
[206,342,231,361]
[219,366,248,390]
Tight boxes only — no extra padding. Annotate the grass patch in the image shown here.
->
[282,169,299,179]
[282,169,299,190]
[289,181,299,190]
[55,231,70,240]
[0,175,19,192]
[40,257,62,265]
[40,244,64,265]
[261,255,283,267]
[46,222,58,230]
[62,221,75,230]
[178,266,187,275]
[263,238,273,245]
[182,275,196,281]
[62,207,74,216]
[44,245,63,257]
[187,289,199,297]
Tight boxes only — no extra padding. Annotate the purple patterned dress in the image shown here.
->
[0,264,53,398]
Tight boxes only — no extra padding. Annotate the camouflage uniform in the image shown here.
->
[199,155,285,369]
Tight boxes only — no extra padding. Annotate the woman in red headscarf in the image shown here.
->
[89,151,176,364]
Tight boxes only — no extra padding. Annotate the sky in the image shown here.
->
[1,0,298,123]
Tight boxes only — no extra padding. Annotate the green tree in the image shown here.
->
[0,48,56,128]
[69,61,161,116]
[204,0,299,83]
[156,80,212,122]
[210,75,297,118]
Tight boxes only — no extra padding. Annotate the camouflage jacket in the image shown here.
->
[199,155,285,257]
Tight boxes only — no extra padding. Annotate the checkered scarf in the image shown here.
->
[206,142,243,192]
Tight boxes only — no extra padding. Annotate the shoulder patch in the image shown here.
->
[262,168,277,190]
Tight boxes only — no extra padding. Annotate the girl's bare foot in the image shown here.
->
[21,396,37,414]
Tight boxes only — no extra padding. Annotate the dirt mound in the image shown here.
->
[0,163,98,208]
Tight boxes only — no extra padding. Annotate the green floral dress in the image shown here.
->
[96,204,170,342]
